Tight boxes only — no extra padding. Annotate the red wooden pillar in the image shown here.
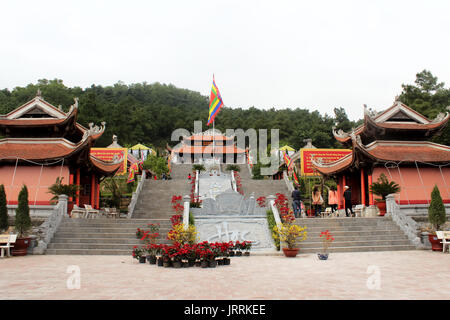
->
[368,173,374,205]
[76,168,80,206]
[91,174,95,208]
[96,177,100,209]
[69,173,74,202]
[360,168,366,206]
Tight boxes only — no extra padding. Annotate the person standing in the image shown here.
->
[291,186,302,218]
[312,186,324,217]
[328,186,338,214]
[343,186,354,217]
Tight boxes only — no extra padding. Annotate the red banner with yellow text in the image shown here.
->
[90,148,128,175]
[301,148,352,176]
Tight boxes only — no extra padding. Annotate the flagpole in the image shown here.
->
[213,119,215,163]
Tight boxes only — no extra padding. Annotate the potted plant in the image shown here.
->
[369,173,400,216]
[234,241,243,256]
[273,222,308,257]
[427,185,446,251]
[132,246,146,263]
[318,230,335,260]
[12,185,32,256]
[47,177,80,213]
[0,185,8,232]
[243,241,252,256]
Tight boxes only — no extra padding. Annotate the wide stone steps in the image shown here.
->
[46,217,173,255]
[288,217,416,253]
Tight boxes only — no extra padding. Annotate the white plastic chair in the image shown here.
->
[84,204,100,218]
[0,234,17,257]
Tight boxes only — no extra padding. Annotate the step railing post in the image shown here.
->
[183,195,190,231]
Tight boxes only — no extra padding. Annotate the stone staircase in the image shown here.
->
[231,164,289,199]
[293,217,416,253]
[46,163,193,255]
[46,218,172,255]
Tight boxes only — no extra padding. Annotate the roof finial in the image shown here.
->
[36,89,42,97]
[394,95,400,103]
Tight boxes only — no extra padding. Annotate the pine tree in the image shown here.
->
[0,185,8,231]
[15,185,31,237]
[428,185,446,231]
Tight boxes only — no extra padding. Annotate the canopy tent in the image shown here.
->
[278,145,295,152]
[129,143,156,161]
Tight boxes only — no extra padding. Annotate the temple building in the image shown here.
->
[171,129,246,164]
[312,100,450,208]
[0,91,122,210]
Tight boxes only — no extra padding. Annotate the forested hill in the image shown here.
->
[0,70,448,149]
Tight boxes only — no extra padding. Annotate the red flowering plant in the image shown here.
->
[275,193,296,224]
[319,230,335,254]
[256,196,266,208]
[140,223,160,244]
[144,243,161,257]
[136,228,145,239]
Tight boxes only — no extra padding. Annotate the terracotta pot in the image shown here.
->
[11,237,31,256]
[375,200,386,216]
[282,247,299,257]
[428,234,443,251]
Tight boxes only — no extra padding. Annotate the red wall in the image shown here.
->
[373,166,450,204]
[0,165,70,205]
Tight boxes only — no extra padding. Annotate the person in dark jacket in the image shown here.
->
[291,186,302,218]
[343,185,354,217]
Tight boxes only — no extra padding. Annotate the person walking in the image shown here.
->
[291,186,302,218]
[343,185,354,217]
[328,186,338,214]
[312,186,324,217]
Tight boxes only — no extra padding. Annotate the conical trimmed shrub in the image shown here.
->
[0,185,8,231]
[428,185,446,231]
[15,185,31,237]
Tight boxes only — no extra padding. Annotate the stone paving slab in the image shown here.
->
[0,250,449,300]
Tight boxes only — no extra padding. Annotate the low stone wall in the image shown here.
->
[7,205,56,218]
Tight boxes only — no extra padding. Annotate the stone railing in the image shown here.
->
[183,195,190,230]
[283,170,294,193]
[268,195,284,249]
[247,163,253,178]
[386,194,423,248]
[33,195,68,254]
[127,171,146,219]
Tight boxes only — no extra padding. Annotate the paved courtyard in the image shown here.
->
[0,250,449,300]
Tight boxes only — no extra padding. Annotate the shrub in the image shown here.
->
[266,210,280,250]
[15,185,31,237]
[192,164,205,172]
[0,185,8,231]
[369,173,400,200]
[428,185,446,231]
[225,164,240,172]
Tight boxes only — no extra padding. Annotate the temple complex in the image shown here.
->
[0,91,122,209]
[312,100,450,208]
[171,129,246,164]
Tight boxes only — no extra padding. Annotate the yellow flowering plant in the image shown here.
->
[167,223,198,245]
[273,223,307,249]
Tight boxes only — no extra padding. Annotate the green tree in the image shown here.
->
[428,185,446,231]
[0,185,8,231]
[15,185,31,237]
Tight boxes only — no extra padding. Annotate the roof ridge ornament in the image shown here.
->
[36,89,42,97]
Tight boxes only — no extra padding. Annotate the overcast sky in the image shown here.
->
[1,0,449,121]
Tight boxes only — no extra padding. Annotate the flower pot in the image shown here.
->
[223,258,231,265]
[173,261,182,268]
[217,258,224,266]
[157,257,164,266]
[282,247,299,257]
[148,255,157,264]
[229,251,235,257]
[11,237,31,256]
[188,259,196,267]
[209,260,217,268]
[163,259,171,268]
[183,261,190,268]
[317,253,329,260]
[201,260,209,268]
[374,200,386,216]
[195,261,201,267]
[244,251,250,256]
[138,256,146,263]
[236,251,242,256]
[428,234,443,251]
